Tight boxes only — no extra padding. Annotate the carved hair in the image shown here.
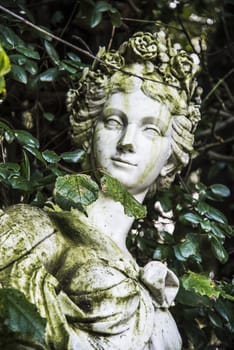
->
[67,30,201,193]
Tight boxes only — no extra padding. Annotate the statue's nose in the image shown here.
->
[117,124,136,153]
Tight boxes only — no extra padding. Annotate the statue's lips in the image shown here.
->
[111,157,137,166]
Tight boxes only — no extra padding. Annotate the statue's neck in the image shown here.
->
[85,191,146,257]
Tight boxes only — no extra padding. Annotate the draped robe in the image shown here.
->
[0,204,182,350]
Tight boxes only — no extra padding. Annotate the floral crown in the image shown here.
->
[97,30,200,99]
[67,29,201,147]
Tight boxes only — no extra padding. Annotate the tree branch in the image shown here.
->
[176,14,197,53]
[198,136,234,152]
[0,5,182,90]
[208,108,234,119]
[58,1,79,41]
[202,67,234,105]
[121,17,183,32]
[0,5,96,60]
[208,150,234,162]
[197,116,234,138]
[127,0,142,15]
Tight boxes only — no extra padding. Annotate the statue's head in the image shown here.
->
[67,30,201,199]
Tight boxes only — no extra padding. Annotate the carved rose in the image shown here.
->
[101,50,125,72]
[88,69,107,85]
[170,51,196,80]
[130,32,158,60]
[188,103,201,130]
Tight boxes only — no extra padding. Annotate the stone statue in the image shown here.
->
[0,29,201,350]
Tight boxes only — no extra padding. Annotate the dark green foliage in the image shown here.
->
[0,288,46,349]
[0,117,85,205]
[128,181,234,349]
[0,0,233,349]
[101,174,147,219]
[78,0,121,28]
[54,174,99,212]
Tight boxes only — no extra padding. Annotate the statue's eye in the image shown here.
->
[105,116,123,129]
[143,125,161,137]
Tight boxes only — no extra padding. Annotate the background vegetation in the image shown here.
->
[0,0,234,349]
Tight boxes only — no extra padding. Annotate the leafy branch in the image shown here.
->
[0,4,184,89]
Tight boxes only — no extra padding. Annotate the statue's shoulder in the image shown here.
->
[2,203,53,230]
[1,204,54,240]
[0,204,55,270]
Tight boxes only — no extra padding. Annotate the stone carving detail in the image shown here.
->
[0,28,201,349]
[67,29,201,192]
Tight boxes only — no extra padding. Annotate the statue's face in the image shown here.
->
[93,88,172,197]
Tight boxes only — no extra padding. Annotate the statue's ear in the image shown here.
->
[160,161,177,177]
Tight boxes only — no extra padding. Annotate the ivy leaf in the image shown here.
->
[23,145,46,164]
[36,174,57,186]
[24,59,38,75]
[96,1,112,12]
[177,285,212,307]
[39,67,60,82]
[49,166,65,177]
[180,212,201,224]
[197,202,228,224]
[206,206,228,224]
[100,174,146,219]
[209,184,231,198]
[210,222,226,240]
[90,10,102,28]
[0,120,12,131]
[10,64,27,84]
[219,222,234,236]
[9,54,27,66]
[62,59,86,70]
[59,61,78,74]
[195,182,207,192]
[207,310,224,328]
[4,129,15,143]
[200,219,212,232]
[157,230,175,244]
[0,288,46,345]
[0,122,14,143]
[43,112,55,121]
[16,46,40,60]
[182,271,220,298]
[54,174,99,212]
[67,52,81,63]
[0,25,24,48]
[210,235,228,263]
[174,235,200,262]
[153,245,171,260]
[215,298,234,332]
[0,162,20,180]
[110,11,121,27]
[10,176,33,192]
[44,40,60,65]
[14,130,40,148]
[42,150,61,163]
[61,149,85,163]
[30,191,47,207]
[196,201,208,215]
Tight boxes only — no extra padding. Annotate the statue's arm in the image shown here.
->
[0,204,56,272]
